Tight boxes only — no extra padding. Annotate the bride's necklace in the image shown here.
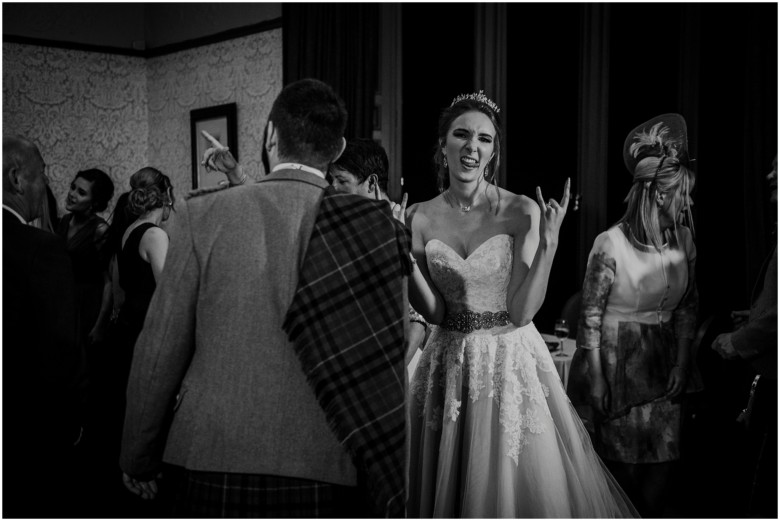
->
[446,189,479,213]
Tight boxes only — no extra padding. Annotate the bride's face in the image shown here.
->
[442,110,495,185]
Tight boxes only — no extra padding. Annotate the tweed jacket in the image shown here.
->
[120,170,356,486]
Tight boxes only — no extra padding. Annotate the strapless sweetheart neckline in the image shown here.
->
[425,233,512,261]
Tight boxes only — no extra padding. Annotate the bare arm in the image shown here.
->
[139,227,170,284]
[405,322,427,366]
[578,243,617,416]
[667,229,699,396]
[506,179,570,326]
[120,202,198,480]
[406,203,446,325]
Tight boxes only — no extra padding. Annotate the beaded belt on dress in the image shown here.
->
[441,310,511,333]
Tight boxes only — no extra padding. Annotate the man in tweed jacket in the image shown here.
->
[119,79,401,517]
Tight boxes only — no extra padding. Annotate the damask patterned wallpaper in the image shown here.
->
[3,43,148,219]
[2,28,282,221]
[146,29,282,198]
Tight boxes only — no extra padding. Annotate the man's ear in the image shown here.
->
[367,173,378,192]
[265,121,278,153]
[656,191,666,206]
[332,137,347,163]
[7,165,24,195]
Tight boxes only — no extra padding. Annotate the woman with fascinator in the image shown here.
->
[404,91,638,517]
[567,114,698,516]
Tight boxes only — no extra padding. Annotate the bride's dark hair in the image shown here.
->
[433,97,502,213]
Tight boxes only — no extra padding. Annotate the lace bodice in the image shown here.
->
[425,234,513,314]
[413,232,561,464]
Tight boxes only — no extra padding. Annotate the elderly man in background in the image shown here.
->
[3,135,84,517]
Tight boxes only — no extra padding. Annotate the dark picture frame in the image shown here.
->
[190,102,238,189]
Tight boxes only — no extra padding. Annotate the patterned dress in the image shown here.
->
[567,225,698,464]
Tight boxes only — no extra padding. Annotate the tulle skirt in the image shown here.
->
[407,321,639,518]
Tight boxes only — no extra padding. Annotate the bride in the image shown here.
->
[405,91,638,517]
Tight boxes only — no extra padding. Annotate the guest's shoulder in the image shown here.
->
[589,226,623,256]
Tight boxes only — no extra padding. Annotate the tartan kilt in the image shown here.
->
[170,469,373,518]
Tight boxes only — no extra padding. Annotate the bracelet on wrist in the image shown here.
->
[229,173,248,186]
[410,317,428,328]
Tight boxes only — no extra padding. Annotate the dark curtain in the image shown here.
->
[695,3,777,315]
[283,3,379,140]
[576,4,610,287]
[741,5,778,300]
[474,3,508,189]
[400,3,476,206]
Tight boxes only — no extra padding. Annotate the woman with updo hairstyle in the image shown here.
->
[115,167,174,351]
[405,92,637,517]
[56,168,115,348]
[567,114,698,517]
[80,170,173,516]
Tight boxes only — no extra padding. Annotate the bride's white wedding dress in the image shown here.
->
[408,234,638,518]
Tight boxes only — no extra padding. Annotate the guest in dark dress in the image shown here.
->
[56,168,115,349]
[85,168,174,517]
[115,167,174,382]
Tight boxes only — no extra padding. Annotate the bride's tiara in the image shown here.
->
[450,90,500,114]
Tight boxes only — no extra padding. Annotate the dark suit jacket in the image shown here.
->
[732,245,777,378]
[2,208,83,465]
[120,170,357,486]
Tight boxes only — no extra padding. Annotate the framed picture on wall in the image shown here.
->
[190,103,238,189]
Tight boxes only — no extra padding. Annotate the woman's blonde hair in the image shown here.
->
[617,155,695,252]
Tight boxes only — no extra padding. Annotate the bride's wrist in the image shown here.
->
[538,238,558,252]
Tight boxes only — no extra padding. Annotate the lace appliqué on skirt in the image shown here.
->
[410,327,553,464]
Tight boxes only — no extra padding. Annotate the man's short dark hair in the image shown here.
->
[332,138,389,194]
[269,79,348,169]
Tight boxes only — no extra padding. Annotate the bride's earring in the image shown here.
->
[443,155,448,169]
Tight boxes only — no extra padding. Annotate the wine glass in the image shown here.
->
[553,318,570,357]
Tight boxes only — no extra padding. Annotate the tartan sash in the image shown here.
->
[283,188,412,517]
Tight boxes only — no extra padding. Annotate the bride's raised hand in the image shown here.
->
[535,177,571,246]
